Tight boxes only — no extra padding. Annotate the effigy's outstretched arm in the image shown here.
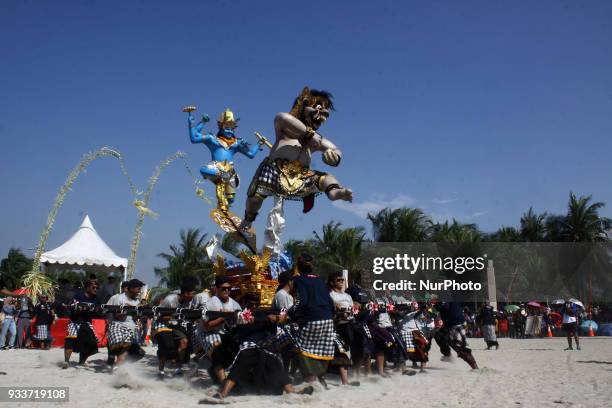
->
[274,112,341,166]
[188,113,212,144]
[238,139,263,159]
[302,130,342,167]
[312,135,342,167]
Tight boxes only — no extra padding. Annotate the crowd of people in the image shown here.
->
[462,301,602,351]
[0,293,55,350]
[14,254,483,401]
[0,258,608,401]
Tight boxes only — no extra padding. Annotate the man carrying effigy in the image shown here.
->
[210,293,314,400]
[434,302,479,370]
[63,280,101,369]
[200,276,242,384]
[396,301,430,372]
[154,280,199,378]
[105,279,145,369]
[285,253,336,386]
[328,271,360,386]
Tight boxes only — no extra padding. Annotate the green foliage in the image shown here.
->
[0,248,33,290]
[154,228,213,289]
[312,222,367,279]
[519,207,547,242]
[562,192,612,242]
[490,226,521,242]
[365,192,612,244]
[367,207,432,242]
[430,219,483,242]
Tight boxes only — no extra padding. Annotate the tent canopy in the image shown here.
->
[41,215,127,268]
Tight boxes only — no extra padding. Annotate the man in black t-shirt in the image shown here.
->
[63,280,101,369]
[286,253,335,384]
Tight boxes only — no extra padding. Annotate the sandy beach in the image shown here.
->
[1,337,611,408]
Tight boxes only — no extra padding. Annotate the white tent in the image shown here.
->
[41,215,128,269]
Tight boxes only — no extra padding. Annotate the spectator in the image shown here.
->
[33,294,55,349]
[16,296,34,348]
[0,297,18,349]
[508,312,516,338]
[562,301,580,351]
[477,302,499,350]
[498,312,509,338]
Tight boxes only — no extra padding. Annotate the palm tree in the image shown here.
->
[520,207,547,242]
[395,208,433,241]
[312,222,367,280]
[154,228,212,288]
[544,214,566,242]
[0,248,33,290]
[430,219,482,242]
[490,226,520,242]
[283,239,322,260]
[564,192,612,242]
[221,234,241,257]
[367,208,398,242]
[367,207,432,242]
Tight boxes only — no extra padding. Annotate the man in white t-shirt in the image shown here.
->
[200,276,241,384]
[272,271,294,311]
[106,279,144,367]
[328,271,356,386]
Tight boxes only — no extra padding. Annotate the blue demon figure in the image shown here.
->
[186,107,264,211]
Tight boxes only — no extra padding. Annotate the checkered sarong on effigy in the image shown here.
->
[294,319,335,360]
[107,322,136,346]
[249,158,324,200]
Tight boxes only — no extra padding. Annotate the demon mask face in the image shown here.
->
[289,86,334,130]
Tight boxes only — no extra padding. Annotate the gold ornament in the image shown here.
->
[217,108,237,129]
[278,160,314,194]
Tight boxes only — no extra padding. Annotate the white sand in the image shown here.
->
[1,337,611,408]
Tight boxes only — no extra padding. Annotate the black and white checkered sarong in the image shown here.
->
[34,325,49,341]
[295,319,335,360]
[67,322,95,339]
[199,332,222,356]
[275,324,297,349]
[107,322,137,346]
[362,322,372,339]
[400,330,415,352]
[448,324,470,351]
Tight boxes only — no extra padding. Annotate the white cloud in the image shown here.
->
[431,198,459,204]
[332,193,417,218]
[429,210,487,223]
[431,192,459,205]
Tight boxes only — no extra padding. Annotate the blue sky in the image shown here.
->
[2,0,612,285]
